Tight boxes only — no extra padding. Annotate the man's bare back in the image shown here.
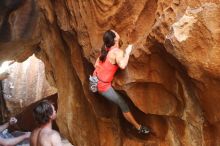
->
[30,128,40,146]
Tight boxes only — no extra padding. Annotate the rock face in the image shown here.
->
[0,0,220,146]
[2,55,57,115]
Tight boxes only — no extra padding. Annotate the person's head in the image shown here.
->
[103,30,116,48]
[33,100,56,125]
[99,30,123,62]
[110,30,122,47]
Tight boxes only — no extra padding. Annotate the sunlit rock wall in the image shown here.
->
[0,0,220,146]
[2,55,57,115]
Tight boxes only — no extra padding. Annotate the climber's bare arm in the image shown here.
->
[116,45,133,69]
[94,57,100,68]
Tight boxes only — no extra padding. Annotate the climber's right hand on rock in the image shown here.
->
[125,44,133,55]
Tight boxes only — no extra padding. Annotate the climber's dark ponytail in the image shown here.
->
[99,30,116,62]
[99,44,108,62]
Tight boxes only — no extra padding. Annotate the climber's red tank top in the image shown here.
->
[93,48,119,92]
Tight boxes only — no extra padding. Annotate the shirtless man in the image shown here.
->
[30,100,62,146]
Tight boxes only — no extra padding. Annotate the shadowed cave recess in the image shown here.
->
[0,0,220,146]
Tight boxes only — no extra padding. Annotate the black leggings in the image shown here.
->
[100,87,130,113]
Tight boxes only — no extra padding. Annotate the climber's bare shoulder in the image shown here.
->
[109,48,123,64]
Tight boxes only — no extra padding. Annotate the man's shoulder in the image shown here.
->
[32,127,41,133]
[39,129,61,144]
[30,128,41,145]
[48,130,62,145]
[48,129,61,138]
[50,129,59,135]
[31,128,41,137]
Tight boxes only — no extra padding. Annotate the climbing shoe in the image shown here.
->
[138,125,150,134]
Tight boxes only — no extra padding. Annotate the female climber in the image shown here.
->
[93,29,150,134]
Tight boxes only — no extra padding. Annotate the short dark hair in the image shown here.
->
[33,100,53,125]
